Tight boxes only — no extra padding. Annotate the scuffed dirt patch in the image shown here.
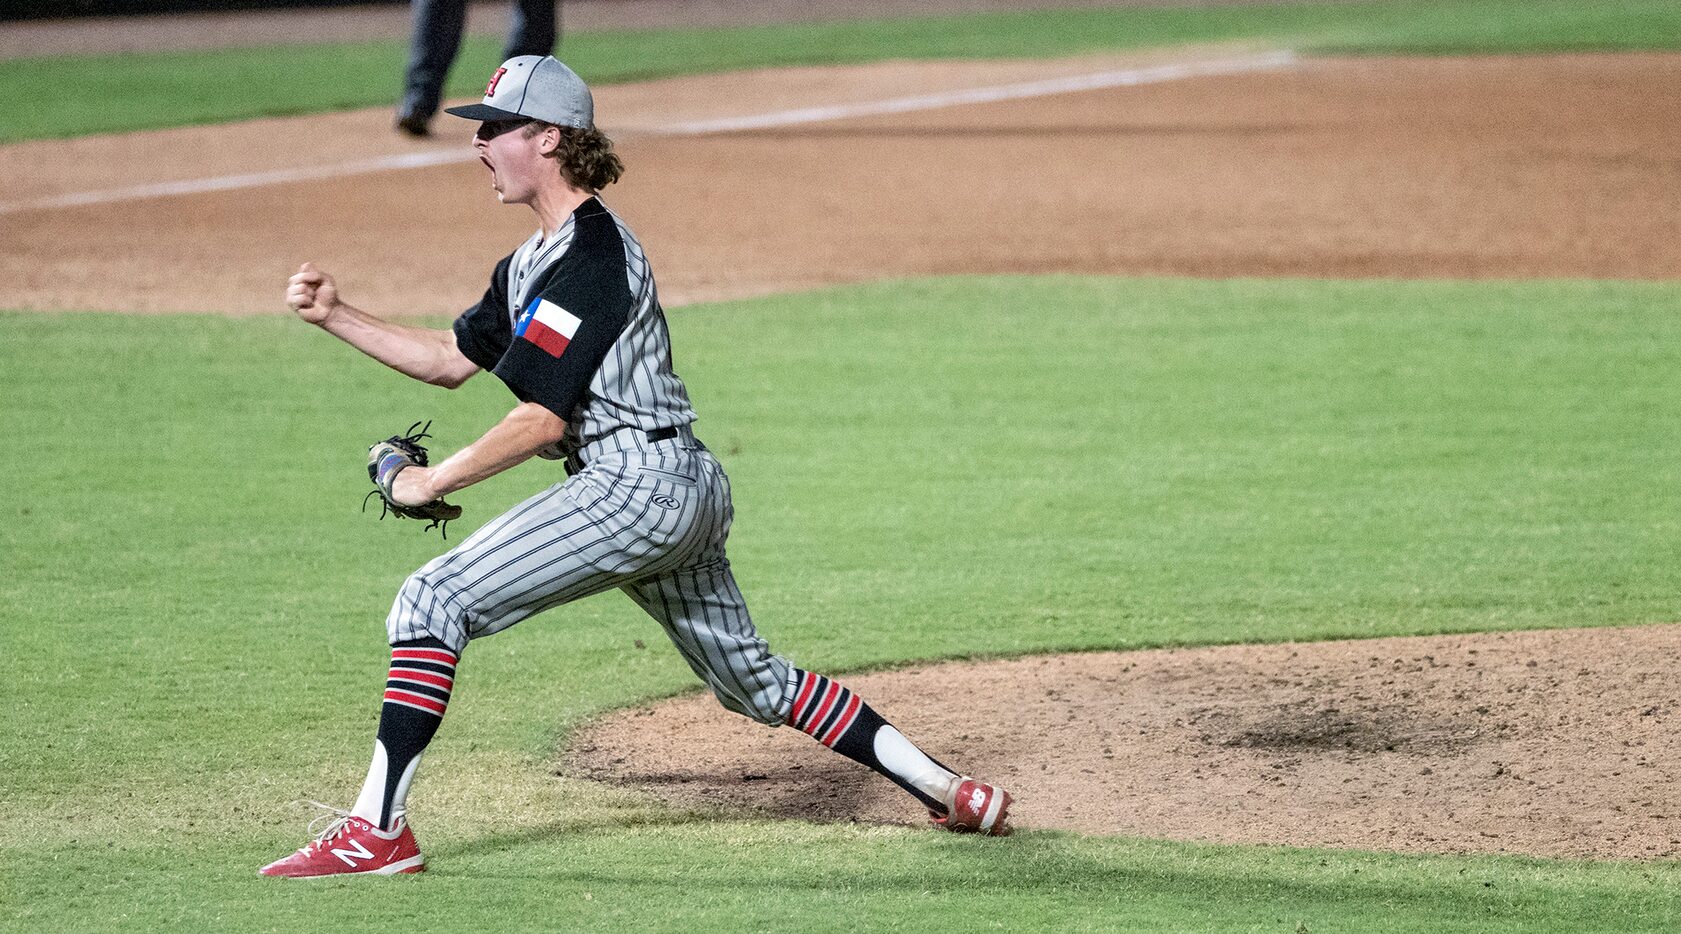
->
[567,624,1681,859]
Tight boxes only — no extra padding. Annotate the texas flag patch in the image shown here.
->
[515,298,582,358]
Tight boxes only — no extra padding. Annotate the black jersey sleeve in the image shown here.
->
[490,207,633,421]
[451,254,515,372]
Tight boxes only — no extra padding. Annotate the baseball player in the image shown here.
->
[260,56,1012,879]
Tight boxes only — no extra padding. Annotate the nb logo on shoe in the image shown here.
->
[331,839,374,867]
[968,788,987,811]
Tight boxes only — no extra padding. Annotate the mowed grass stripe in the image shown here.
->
[11,823,1681,932]
[3,0,1680,142]
[4,275,1681,930]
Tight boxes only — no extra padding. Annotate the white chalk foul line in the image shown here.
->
[658,50,1298,134]
[0,50,1295,215]
[16,149,471,212]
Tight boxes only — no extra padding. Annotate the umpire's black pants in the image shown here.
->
[399,0,559,122]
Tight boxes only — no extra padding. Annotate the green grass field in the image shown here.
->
[3,0,1679,141]
[5,276,1681,931]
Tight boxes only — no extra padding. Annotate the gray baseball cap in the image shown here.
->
[445,55,594,128]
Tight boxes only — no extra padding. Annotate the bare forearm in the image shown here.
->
[403,403,567,500]
[319,303,472,386]
[287,262,476,386]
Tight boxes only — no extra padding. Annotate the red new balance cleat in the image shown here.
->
[930,777,1013,836]
[259,802,425,878]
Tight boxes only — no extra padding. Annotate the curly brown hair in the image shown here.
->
[524,122,624,191]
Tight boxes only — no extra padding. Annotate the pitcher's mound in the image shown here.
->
[566,624,1681,859]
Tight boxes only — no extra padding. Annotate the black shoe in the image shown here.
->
[395,114,431,138]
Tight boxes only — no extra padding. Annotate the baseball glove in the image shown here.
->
[364,421,462,537]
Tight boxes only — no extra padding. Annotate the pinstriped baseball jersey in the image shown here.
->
[454,196,695,461]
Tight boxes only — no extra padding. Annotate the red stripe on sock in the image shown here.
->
[803,683,841,736]
[384,688,447,715]
[788,674,819,725]
[391,648,457,667]
[819,694,862,747]
[389,669,454,690]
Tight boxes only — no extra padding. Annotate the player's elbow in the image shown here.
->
[514,401,569,445]
[428,350,481,389]
[428,332,480,389]
[428,366,476,390]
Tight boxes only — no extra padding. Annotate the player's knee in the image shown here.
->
[718,686,786,726]
[385,569,468,653]
[718,660,794,727]
[746,691,789,726]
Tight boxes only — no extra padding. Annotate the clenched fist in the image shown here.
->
[286,262,341,325]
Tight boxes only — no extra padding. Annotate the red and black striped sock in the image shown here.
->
[352,638,458,830]
[786,669,957,812]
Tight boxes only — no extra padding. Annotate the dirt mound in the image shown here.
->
[568,624,1681,859]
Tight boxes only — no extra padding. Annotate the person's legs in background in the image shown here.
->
[505,0,559,59]
[397,0,470,136]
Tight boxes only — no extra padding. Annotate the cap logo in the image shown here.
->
[486,67,507,97]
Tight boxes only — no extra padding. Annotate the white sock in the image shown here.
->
[874,726,958,804]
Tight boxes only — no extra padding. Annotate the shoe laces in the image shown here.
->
[298,800,357,855]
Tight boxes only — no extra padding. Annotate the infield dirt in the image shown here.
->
[2,50,1676,313]
[8,49,1678,859]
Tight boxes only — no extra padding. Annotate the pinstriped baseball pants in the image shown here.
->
[385,434,795,725]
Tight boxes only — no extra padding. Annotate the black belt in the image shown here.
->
[596,425,681,445]
[565,426,683,474]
